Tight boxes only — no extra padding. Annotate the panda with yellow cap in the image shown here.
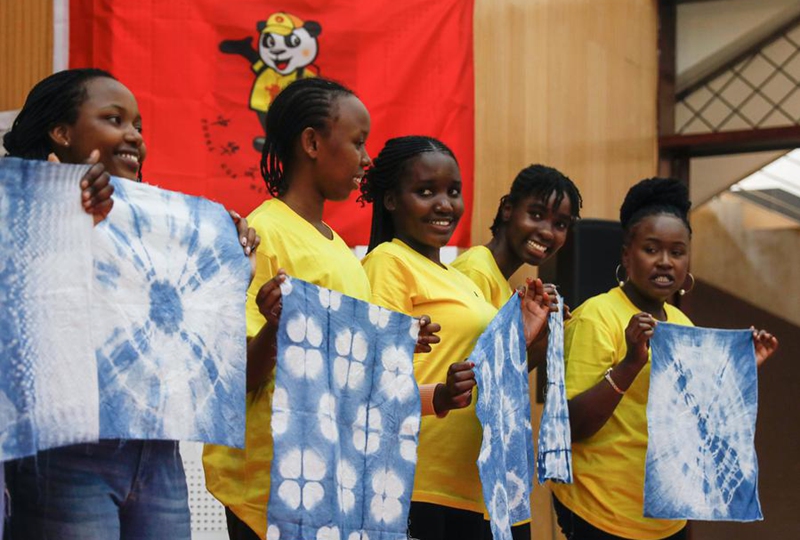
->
[220,12,321,150]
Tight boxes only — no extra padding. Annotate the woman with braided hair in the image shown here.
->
[550,177,778,540]
[360,135,554,540]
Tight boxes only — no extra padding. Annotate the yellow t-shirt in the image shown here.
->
[550,287,693,540]
[202,198,371,538]
[451,245,514,308]
[362,238,497,514]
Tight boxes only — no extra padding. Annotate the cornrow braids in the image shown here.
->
[490,164,583,236]
[359,135,457,252]
[260,77,355,197]
[3,68,116,160]
[619,177,692,244]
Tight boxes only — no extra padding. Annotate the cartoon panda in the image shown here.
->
[220,12,322,150]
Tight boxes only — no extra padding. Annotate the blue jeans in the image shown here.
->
[4,440,190,540]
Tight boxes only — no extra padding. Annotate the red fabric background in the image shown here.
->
[70,0,474,246]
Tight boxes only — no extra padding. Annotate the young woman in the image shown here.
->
[359,135,553,540]
[201,78,458,540]
[451,164,582,540]
[2,68,258,540]
[550,177,779,540]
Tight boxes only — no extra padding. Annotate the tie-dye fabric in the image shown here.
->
[267,277,420,540]
[646,323,762,521]
[473,295,535,540]
[93,177,250,444]
[537,294,573,484]
[0,159,250,461]
[0,160,96,461]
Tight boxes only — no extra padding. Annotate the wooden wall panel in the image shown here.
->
[473,0,658,246]
[0,0,52,111]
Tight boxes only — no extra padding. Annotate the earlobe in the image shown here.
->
[501,201,513,223]
[383,191,396,212]
[49,124,71,149]
[300,127,319,159]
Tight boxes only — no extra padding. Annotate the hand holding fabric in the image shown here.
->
[751,327,778,367]
[49,149,113,225]
[415,315,441,354]
[519,277,551,347]
[433,361,476,414]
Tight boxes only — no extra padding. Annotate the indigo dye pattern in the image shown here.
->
[646,323,762,521]
[537,294,573,484]
[0,159,96,461]
[267,277,420,540]
[93,178,250,447]
[0,160,250,461]
[473,295,535,540]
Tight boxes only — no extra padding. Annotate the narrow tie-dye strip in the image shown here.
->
[0,159,250,461]
[646,323,762,521]
[473,295,535,540]
[537,294,573,484]
[267,277,420,540]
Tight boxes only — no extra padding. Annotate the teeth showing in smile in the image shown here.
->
[117,153,139,162]
[429,220,451,227]
[527,240,547,252]
[654,276,673,284]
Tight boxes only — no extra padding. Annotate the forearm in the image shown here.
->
[526,331,548,372]
[246,324,278,392]
[568,355,646,440]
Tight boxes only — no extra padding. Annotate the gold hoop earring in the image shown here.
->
[679,273,695,296]
[615,264,627,287]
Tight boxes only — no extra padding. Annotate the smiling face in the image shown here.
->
[385,151,463,262]
[622,213,691,303]
[259,27,319,75]
[504,192,573,266]
[55,77,145,180]
[312,94,372,201]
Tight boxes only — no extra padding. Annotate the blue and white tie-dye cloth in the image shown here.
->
[267,277,420,540]
[0,159,250,461]
[537,294,573,484]
[473,295,535,540]
[646,322,762,521]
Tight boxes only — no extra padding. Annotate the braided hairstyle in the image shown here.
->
[620,177,692,244]
[359,135,457,252]
[261,77,355,197]
[489,164,582,235]
[3,68,116,160]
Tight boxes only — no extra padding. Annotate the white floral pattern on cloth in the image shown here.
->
[0,159,250,461]
[472,295,535,540]
[92,177,250,446]
[536,293,573,484]
[646,323,762,521]
[267,277,420,540]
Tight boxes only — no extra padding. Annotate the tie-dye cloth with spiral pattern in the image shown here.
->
[0,159,250,461]
[645,322,762,521]
[266,277,421,540]
[473,295,535,540]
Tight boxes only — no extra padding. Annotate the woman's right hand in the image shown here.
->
[623,312,657,367]
[433,361,477,413]
[49,149,114,225]
[255,269,287,327]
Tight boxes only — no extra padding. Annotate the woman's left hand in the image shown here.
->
[415,315,441,354]
[519,277,552,347]
[227,210,260,280]
[752,327,778,367]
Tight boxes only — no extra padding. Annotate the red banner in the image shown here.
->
[70,1,474,246]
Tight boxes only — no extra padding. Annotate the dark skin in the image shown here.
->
[246,97,441,392]
[568,214,779,441]
[486,192,575,370]
[385,152,552,413]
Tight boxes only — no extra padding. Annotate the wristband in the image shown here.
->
[419,383,449,418]
[603,367,625,395]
